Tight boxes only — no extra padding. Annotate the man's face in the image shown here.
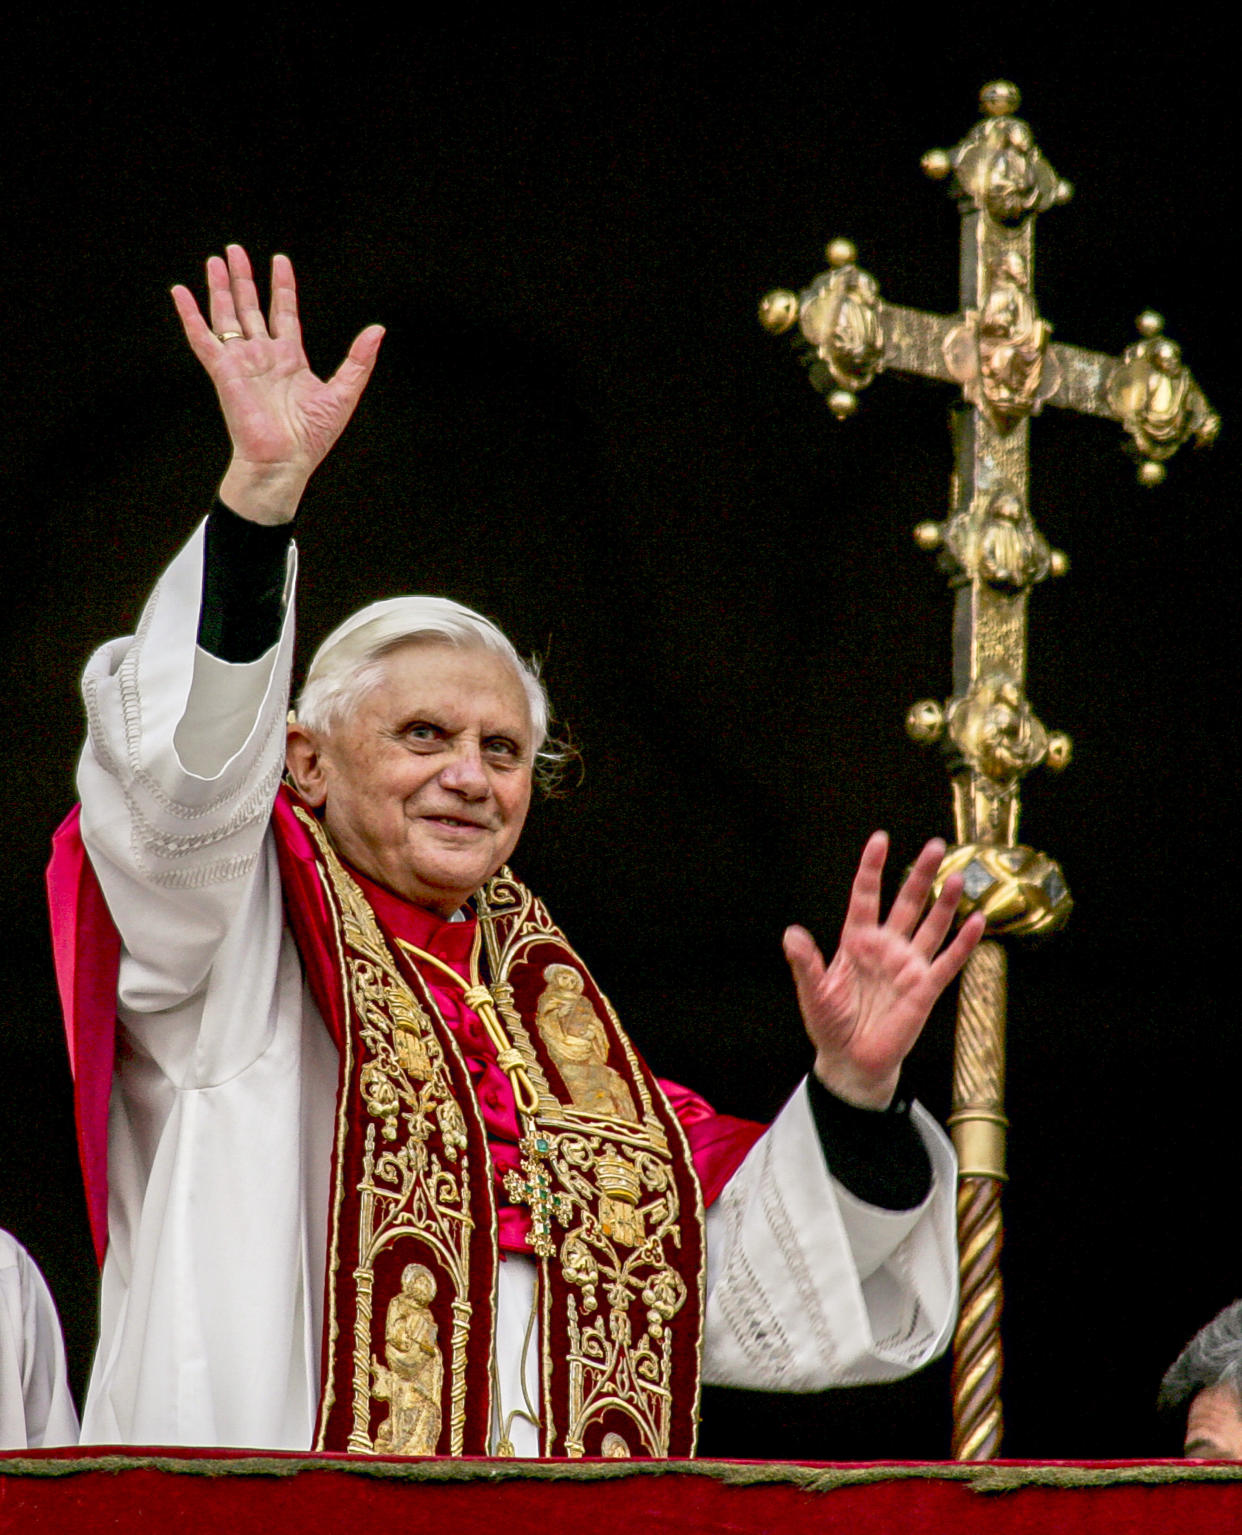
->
[1184,1384,1242,1458]
[293,640,534,916]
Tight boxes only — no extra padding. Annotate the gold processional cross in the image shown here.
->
[759,80,1218,1461]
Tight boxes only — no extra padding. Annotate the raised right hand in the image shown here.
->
[171,244,385,524]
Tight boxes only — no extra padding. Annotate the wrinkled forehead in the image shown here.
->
[326,635,531,740]
[371,636,532,712]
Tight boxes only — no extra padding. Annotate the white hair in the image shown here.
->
[295,596,551,752]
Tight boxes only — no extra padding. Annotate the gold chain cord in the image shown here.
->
[397,924,540,1114]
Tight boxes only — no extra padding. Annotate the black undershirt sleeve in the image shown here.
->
[195,495,934,1211]
[806,1071,933,1211]
[197,496,295,663]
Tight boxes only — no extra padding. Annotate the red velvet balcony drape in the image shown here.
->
[3,1451,1240,1533]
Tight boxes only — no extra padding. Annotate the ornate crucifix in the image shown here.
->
[760,81,1217,1460]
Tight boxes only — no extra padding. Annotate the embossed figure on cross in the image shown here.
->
[759,81,1218,1461]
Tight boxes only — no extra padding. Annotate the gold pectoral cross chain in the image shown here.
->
[395,918,569,1257]
[396,922,540,1115]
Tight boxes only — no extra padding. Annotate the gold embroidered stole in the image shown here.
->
[477,871,706,1458]
[300,811,498,1457]
[293,811,705,1459]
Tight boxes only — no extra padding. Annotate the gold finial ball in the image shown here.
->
[1054,179,1074,205]
[1138,459,1167,487]
[1050,549,1070,578]
[906,699,945,745]
[825,237,857,268]
[921,148,952,180]
[980,80,1021,117]
[1137,310,1165,338]
[827,389,858,420]
[758,288,799,335]
[1045,732,1073,772]
[913,520,943,551]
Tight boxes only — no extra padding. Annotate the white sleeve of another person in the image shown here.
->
[0,1231,79,1449]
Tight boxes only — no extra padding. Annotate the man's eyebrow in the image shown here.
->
[1184,1437,1226,1457]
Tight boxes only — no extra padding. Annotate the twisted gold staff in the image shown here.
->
[948,942,1007,1461]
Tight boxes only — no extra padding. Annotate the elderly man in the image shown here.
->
[51,246,982,1456]
[1160,1301,1242,1459]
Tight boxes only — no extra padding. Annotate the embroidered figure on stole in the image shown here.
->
[373,1263,445,1455]
[534,962,638,1122]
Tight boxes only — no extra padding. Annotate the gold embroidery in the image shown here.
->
[295,810,481,1457]
[393,1012,432,1079]
[436,1097,468,1159]
[361,1062,400,1140]
[476,868,700,1457]
[552,1132,689,1456]
[505,1119,691,1455]
[597,1154,644,1247]
[601,1431,631,1458]
[372,1264,445,1455]
[535,965,639,1122]
[478,876,662,1139]
[296,823,702,1459]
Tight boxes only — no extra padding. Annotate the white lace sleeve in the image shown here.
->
[702,1080,957,1389]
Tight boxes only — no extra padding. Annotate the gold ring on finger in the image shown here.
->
[216,330,244,342]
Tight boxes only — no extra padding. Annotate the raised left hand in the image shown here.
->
[783,831,984,1110]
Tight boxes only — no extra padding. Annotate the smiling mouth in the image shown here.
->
[424,815,488,830]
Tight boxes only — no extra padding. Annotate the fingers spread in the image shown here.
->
[329,324,387,402]
[171,284,215,363]
[269,253,300,339]
[884,837,946,938]
[929,910,986,987]
[205,254,240,340]
[842,830,889,933]
[226,244,267,339]
[910,870,962,961]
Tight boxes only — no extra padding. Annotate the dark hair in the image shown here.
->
[1158,1300,1242,1417]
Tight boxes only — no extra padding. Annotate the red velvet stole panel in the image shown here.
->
[273,792,498,1457]
[273,795,706,1459]
[477,871,706,1458]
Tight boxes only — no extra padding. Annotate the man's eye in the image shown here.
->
[404,723,441,742]
[484,738,519,758]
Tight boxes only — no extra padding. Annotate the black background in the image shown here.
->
[3,4,1236,1460]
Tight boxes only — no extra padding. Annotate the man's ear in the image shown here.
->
[286,721,329,808]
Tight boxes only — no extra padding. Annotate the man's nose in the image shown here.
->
[438,740,490,797]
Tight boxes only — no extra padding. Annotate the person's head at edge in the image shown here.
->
[1159,1299,1242,1458]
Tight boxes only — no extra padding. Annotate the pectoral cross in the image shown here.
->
[760,80,1217,1461]
[505,1134,572,1258]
